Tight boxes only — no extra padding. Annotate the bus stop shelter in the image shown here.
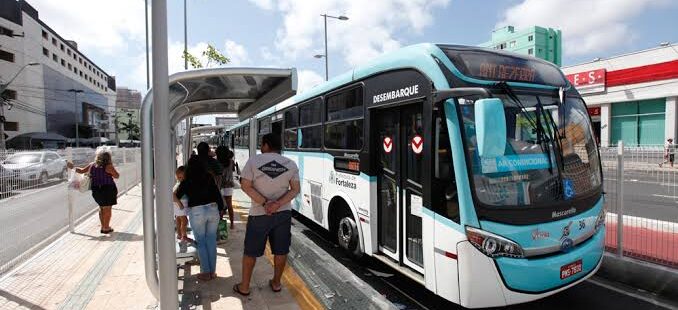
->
[141,19,297,306]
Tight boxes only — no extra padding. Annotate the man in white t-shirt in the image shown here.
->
[234,133,300,296]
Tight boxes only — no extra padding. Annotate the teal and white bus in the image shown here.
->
[228,44,605,308]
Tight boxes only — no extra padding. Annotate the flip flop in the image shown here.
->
[269,280,282,293]
[233,283,250,296]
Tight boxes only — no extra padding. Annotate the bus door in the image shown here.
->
[374,104,425,272]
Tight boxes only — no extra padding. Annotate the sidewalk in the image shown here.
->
[0,186,315,310]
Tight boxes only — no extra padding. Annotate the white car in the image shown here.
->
[1,151,68,184]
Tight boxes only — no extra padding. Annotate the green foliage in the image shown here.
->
[182,44,230,69]
[115,110,140,141]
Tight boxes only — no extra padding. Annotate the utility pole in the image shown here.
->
[0,62,39,150]
[68,89,84,147]
[184,0,188,70]
[315,14,348,81]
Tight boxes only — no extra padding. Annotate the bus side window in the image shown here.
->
[434,113,460,224]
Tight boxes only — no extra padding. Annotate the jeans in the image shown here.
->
[187,203,220,274]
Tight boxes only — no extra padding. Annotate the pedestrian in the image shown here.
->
[68,149,119,234]
[173,166,190,242]
[660,138,675,168]
[197,142,223,179]
[216,145,236,230]
[175,155,224,281]
[233,133,300,296]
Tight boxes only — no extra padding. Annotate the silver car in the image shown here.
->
[1,151,68,184]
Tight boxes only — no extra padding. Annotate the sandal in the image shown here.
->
[269,279,282,293]
[233,283,250,296]
[196,273,211,281]
[104,228,114,234]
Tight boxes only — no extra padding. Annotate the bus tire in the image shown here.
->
[336,214,362,258]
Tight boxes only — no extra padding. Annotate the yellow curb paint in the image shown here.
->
[234,203,324,310]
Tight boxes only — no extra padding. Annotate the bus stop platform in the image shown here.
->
[0,186,394,309]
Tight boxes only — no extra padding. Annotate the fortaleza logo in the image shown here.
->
[373,85,419,104]
[552,208,577,219]
[329,171,357,190]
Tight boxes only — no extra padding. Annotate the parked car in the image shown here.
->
[1,151,68,184]
[0,165,18,196]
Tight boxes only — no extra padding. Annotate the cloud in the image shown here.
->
[224,40,249,66]
[248,0,274,10]
[498,0,674,55]
[297,69,324,92]
[266,0,449,68]
[28,0,146,55]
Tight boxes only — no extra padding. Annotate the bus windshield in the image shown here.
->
[459,95,602,208]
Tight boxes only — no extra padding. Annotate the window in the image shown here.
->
[3,121,18,131]
[85,74,88,80]
[325,87,364,150]
[79,70,83,77]
[0,50,15,62]
[299,98,323,149]
[60,43,64,51]
[0,26,13,37]
[284,107,298,149]
[528,48,533,55]
[68,63,72,70]
[528,35,534,41]
[432,109,459,223]
[498,42,507,49]
[299,99,322,126]
[509,40,516,48]
[79,58,82,64]
[61,59,65,66]
[326,87,363,121]
[257,117,272,148]
[67,49,71,56]
[42,30,48,39]
[43,47,49,56]
[52,38,57,46]
[1,89,17,100]
[73,53,77,60]
[52,54,58,62]
[73,67,77,74]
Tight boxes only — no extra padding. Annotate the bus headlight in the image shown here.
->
[466,226,524,258]
[595,208,606,232]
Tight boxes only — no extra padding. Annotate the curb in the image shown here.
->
[598,252,678,302]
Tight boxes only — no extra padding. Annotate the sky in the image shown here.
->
[28,0,678,124]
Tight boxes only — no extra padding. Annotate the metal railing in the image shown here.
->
[0,147,141,275]
[601,143,678,268]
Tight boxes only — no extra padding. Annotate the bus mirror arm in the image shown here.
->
[434,88,492,102]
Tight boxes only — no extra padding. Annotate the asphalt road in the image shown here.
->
[604,168,678,222]
[291,214,676,310]
[0,163,139,273]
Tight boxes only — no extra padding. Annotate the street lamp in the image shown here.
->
[0,62,39,150]
[318,14,349,81]
[68,89,84,147]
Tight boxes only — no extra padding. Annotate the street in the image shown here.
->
[0,162,139,273]
[604,168,678,222]
[290,213,675,310]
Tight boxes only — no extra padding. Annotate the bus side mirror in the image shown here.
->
[475,98,506,158]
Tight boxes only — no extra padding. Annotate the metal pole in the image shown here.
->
[323,14,328,81]
[616,140,624,257]
[184,0,188,70]
[145,0,150,90]
[74,92,79,147]
[151,0,178,307]
[67,147,74,233]
[141,92,159,299]
[0,100,6,150]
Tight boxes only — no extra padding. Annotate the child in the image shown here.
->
[173,166,190,242]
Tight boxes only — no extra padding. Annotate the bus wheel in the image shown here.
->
[337,215,361,258]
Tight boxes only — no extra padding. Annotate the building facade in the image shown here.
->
[114,87,141,141]
[562,43,678,146]
[0,0,116,143]
[481,25,562,66]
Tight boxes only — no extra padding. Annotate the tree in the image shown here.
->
[182,43,230,69]
[115,110,140,141]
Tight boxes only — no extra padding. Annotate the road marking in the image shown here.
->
[652,194,678,199]
[587,277,678,310]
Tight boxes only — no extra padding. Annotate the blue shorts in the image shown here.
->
[244,210,292,257]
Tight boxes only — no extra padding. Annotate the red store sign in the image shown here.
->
[565,69,607,94]
[587,107,601,117]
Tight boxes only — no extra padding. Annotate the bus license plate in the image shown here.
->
[560,259,583,279]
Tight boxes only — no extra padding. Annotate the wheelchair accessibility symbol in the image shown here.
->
[563,179,575,200]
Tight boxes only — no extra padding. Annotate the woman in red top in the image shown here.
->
[68,150,120,234]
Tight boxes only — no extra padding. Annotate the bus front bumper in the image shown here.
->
[457,229,604,308]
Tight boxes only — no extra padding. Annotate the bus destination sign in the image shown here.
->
[476,63,537,83]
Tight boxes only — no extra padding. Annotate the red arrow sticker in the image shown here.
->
[411,135,423,154]
[383,136,393,153]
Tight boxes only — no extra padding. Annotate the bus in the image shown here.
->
[228,44,605,308]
